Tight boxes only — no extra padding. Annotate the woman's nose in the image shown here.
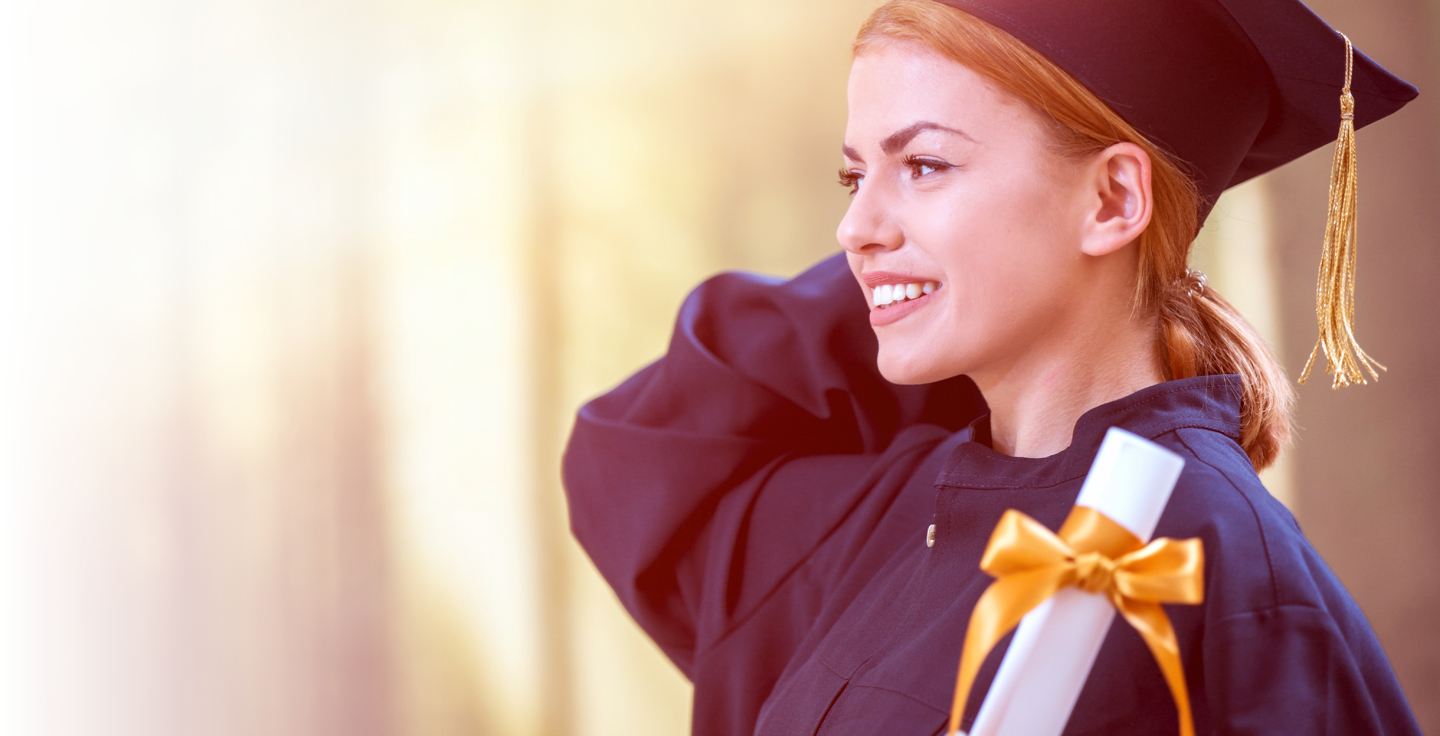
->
[837,184,903,255]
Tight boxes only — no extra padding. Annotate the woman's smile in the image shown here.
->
[863,270,943,326]
[869,281,942,326]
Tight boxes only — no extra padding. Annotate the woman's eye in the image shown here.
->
[837,168,864,195]
[904,156,950,178]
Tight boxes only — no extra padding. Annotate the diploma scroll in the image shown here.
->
[965,427,1186,736]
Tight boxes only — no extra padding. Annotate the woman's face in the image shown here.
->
[838,41,1106,386]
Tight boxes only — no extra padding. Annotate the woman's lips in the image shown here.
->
[870,287,939,326]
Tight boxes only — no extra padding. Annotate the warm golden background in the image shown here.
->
[0,0,1435,734]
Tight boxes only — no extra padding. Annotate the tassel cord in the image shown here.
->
[1299,34,1386,389]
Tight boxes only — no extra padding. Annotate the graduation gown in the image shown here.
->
[562,253,1421,736]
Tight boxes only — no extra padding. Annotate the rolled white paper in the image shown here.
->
[965,427,1185,736]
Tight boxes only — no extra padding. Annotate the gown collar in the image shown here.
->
[934,375,1244,490]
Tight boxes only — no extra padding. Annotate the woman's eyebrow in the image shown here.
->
[842,121,974,162]
[881,121,975,154]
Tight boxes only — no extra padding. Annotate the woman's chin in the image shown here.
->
[876,349,955,386]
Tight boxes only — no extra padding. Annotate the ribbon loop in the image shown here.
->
[979,510,1074,575]
[947,507,1205,736]
[1112,538,1205,604]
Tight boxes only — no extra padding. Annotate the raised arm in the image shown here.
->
[562,252,982,673]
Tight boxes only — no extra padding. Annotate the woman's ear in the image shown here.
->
[1079,142,1153,257]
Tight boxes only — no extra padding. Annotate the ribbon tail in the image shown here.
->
[1114,598,1194,736]
[948,568,1066,735]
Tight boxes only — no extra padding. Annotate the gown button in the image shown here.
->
[926,524,936,548]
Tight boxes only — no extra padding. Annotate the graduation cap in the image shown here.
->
[938,0,1418,388]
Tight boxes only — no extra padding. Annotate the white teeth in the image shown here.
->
[873,281,940,308]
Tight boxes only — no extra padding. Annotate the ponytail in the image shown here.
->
[857,0,1294,469]
[1159,275,1294,469]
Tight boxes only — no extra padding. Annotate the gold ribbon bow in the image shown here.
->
[947,507,1205,736]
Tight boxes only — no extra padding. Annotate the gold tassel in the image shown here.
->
[1299,34,1385,388]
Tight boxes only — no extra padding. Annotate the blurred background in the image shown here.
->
[0,0,1436,734]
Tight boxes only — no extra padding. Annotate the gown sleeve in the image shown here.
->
[1198,520,1423,736]
[561,252,983,677]
[1204,603,1421,735]
[1165,428,1424,736]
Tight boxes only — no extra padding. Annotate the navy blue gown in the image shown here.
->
[562,253,1421,736]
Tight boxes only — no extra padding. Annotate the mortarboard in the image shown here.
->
[937,0,1418,388]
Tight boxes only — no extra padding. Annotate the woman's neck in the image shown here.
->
[973,313,1165,458]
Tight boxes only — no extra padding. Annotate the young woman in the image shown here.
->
[563,0,1422,733]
